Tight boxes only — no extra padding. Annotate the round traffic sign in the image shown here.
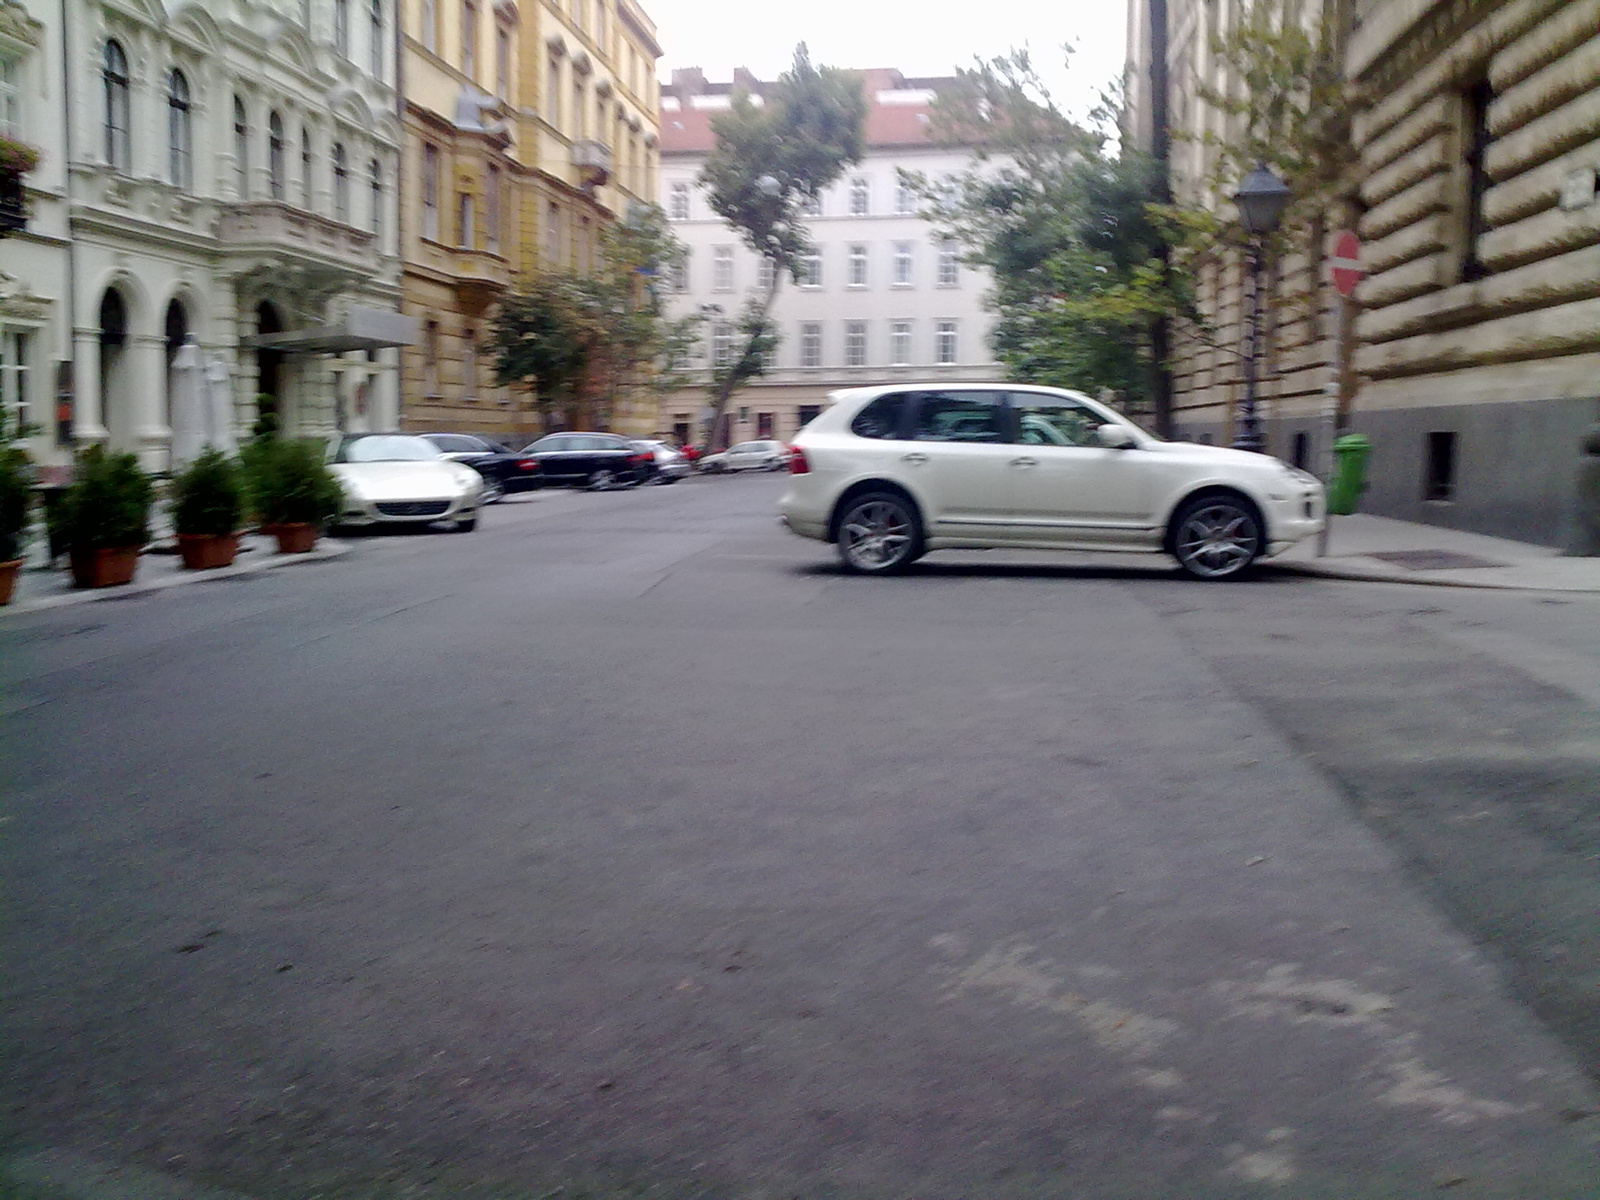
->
[1330,230,1363,297]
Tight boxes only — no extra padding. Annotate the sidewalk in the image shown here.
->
[2,532,350,616]
[1275,512,1600,592]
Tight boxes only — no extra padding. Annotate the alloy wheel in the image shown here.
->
[1174,500,1261,580]
[837,495,920,573]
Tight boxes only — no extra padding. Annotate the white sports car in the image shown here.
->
[328,433,484,532]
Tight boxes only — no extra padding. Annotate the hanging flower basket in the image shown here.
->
[0,137,41,176]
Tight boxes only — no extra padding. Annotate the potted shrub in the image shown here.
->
[0,446,31,604]
[244,438,341,553]
[169,448,245,569]
[60,445,153,588]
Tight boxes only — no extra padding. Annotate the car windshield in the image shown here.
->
[337,436,443,463]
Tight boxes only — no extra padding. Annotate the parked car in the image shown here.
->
[517,432,653,489]
[700,440,790,473]
[632,440,692,484]
[328,433,484,532]
[777,384,1325,580]
[419,433,542,502]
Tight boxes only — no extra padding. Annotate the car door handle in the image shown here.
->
[1010,456,1038,468]
[901,452,929,465]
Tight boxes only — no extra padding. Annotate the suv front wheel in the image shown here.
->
[835,492,923,574]
[1172,493,1262,580]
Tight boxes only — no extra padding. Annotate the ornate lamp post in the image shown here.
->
[1231,163,1291,453]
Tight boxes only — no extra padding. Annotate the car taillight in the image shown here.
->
[518,460,538,471]
[631,452,650,464]
[789,446,810,474]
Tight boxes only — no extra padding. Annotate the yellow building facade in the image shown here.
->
[399,0,660,443]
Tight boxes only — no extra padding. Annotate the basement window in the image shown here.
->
[1424,431,1457,502]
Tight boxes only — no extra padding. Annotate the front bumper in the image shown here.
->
[338,492,477,526]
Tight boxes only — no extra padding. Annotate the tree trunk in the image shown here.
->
[701,265,783,450]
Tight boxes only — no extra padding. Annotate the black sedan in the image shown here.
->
[517,432,653,490]
[419,433,543,502]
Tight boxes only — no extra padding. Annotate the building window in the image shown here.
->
[333,142,349,221]
[1424,431,1457,501]
[756,411,774,438]
[370,0,384,76]
[669,181,689,220]
[757,255,776,292]
[0,329,30,434]
[935,320,958,364]
[233,96,249,195]
[268,111,286,199]
[486,164,501,253]
[849,176,868,216]
[848,244,867,287]
[496,22,511,99]
[421,0,437,51]
[545,199,561,262]
[894,180,915,215]
[799,251,821,288]
[889,320,911,365]
[103,40,130,170]
[712,245,733,291]
[1460,79,1493,282]
[422,143,439,239]
[423,320,440,395]
[893,241,912,286]
[463,327,478,399]
[462,0,478,78]
[937,240,959,286]
[573,80,584,137]
[667,250,687,292]
[801,192,822,218]
[797,404,821,427]
[0,55,21,140]
[458,191,474,247]
[711,321,733,368]
[167,70,192,189]
[800,322,821,368]
[301,126,313,207]
[335,0,350,55]
[369,158,382,235]
[546,54,560,125]
[845,321,866,367]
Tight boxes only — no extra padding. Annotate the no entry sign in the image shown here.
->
[1330,230,1364,297]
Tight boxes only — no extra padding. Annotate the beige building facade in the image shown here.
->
[1126,0,1600,547]
[399,0,660,444]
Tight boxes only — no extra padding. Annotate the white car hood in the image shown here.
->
[333,460,475,500]
[1144,439,1281,469]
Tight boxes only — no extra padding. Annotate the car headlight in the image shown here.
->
[1275,460,1321,488]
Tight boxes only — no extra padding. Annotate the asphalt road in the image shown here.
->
[3,473,1598,1200]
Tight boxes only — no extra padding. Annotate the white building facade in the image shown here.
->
[658,67,1001,449]
[3,0,412,477]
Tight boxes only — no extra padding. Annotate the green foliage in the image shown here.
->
[912,51,1189,411]
[59,445,153,551]
[169,448,245,537]
[0,446,32,562]
[241,438,341,528]
[491,205,694,425]
[695,44,867,435]
[0,135,41,175]
[251,395,281,442]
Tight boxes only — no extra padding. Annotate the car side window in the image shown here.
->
[851,393,910,440]
[1011,398,1107,448]
[534,436,572,452]
[433,435,473,452]
[911,392,1005,442]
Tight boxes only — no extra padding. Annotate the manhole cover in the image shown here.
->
[1366,550,1508,571]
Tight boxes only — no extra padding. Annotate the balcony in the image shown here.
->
[572,139,612,190]
[217,201,380,282]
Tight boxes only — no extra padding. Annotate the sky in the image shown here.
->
[641,0,1130,126]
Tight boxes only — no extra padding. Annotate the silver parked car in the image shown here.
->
[777,384,1325,580]
[632,440,692,483]
[700,439,790,473]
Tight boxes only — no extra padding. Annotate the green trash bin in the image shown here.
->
[1327,433,1372,515]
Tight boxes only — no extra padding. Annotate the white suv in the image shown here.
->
[777,384,1325,580]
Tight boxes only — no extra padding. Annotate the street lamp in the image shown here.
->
[1232,163,1291,453]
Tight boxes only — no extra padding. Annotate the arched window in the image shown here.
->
[300,126,313,208]
[233,96,249,196]
[333,142,348,222]
[167,69,191,189]
[268,111,285,199]
[103,40,130,170]
[369,158,382,236]
[369,0,384,76]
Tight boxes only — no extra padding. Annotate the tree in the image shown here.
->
[912,51,1190,426]
[492,205,698,430]
[696,44,866,447]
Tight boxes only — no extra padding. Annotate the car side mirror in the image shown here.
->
[1096,424,1139,450]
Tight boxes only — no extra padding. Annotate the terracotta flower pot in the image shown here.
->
[178,532,240,570]
[266,523,318,554]
[0,558,21,605]
[69,545,141,588]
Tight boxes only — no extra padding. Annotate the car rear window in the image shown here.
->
[850,394,909,440]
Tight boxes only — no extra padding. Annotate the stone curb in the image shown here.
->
[1273,558,1600,593]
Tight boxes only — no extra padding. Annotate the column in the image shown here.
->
[130,332,171,471]
[70,326,108,443]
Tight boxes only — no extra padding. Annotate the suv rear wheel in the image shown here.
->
[835,492,923,574]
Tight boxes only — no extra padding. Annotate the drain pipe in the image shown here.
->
[58,0,80,452]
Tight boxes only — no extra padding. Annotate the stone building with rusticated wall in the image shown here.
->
[1127,0,1600,547]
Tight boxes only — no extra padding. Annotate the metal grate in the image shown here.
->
[1366,550,1507,571]
[375,500,450,517]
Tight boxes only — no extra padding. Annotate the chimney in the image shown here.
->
[732,67,761,94]
[671,67,705,99]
